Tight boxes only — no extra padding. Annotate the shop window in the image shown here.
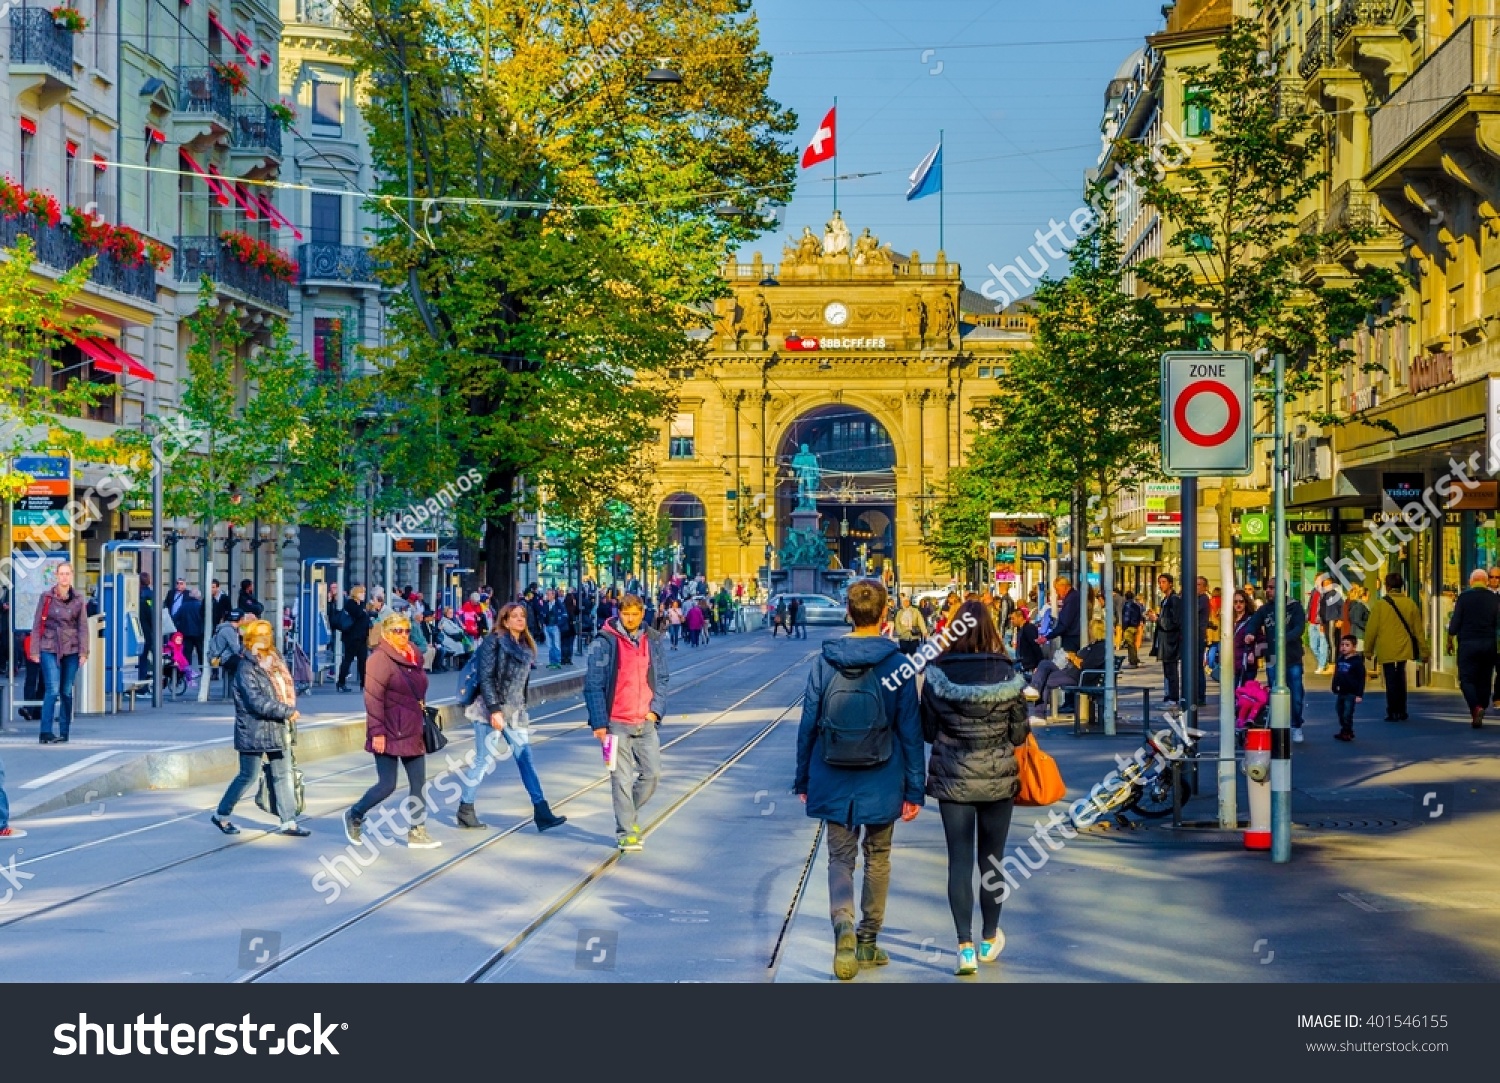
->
[669,412,695,459]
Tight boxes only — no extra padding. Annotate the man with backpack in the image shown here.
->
[794,579,923,981]
[894,594,927,655]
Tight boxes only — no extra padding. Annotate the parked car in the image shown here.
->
[767,593,848,626]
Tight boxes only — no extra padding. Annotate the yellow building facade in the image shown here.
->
[647,217,1033,591]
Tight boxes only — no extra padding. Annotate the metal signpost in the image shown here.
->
[1160,352,1254,833]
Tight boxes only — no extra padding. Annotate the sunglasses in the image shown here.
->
[387,627,411,635]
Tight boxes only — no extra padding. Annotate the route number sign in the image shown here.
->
[1161,352,1254,476]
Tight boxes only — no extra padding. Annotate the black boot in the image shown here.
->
[456,802,488,829]
[534,801,568,832]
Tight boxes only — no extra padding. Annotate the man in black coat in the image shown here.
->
[1009,609,1044,673]
[174,589,206,669]
[208,579,232,630]
[137,572,155,681]
[1153,574,1183,705]
[1046,577,1081,654]
[336,585,372,691]
[1448,568,1500,728]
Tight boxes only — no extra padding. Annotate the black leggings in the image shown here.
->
[351,753,427,825]
[939,798,1016,945]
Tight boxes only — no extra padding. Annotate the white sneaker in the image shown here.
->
[978,931,1006,962]
[1292,728,1304,744]
[1023,686,1040,702]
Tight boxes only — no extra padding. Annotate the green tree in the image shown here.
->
[1112,17,1404,416]
[340,0,798,599]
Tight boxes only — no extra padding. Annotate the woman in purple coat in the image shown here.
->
[344,612,439,849]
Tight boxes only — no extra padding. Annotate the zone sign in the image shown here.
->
[1161,352,1254,477]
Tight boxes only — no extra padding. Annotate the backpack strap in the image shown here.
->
[1383,595,1422,658]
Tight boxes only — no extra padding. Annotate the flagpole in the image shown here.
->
[832,96,839,213]
[938,128,945,254]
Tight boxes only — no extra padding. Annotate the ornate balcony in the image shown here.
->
[230,105,283,160]
[1331,0,1408,90]
[1299,17,1329,81]
[295,0,347,28]
[1333,0,1396,40]
[175,66,233,129]
[8,7,75,77]
[297,242,379,284]
[174,235,290,310]
[0,213,160,303]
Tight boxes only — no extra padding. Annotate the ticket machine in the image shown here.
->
[300,558,342,684]
[101,541,159,713]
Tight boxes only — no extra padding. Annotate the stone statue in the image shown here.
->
[853,227,891,265]
[783,226,822,267]
[823,210,851,257]
[931,289,957,346]
[902,293,927,343]
[747,291,771,343]
[791,443,821,510]
[716,298,742,343]
[780,527,830,569]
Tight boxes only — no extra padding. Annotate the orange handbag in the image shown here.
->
[1014,733,1067,807]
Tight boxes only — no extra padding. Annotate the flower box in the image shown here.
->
[51,6,89,33]
[219,229,298,282]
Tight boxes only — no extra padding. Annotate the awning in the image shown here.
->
[207,163,259,219]
[253,191,303,240]
[179,149,231,206]
[97,339,156,382]
[70,336,123,375]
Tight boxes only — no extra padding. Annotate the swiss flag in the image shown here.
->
[800,106,836,168]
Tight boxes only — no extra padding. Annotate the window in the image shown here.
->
[94,0,112,76]
[669,413,695,459]
[310,192,342,245]
[65,143,78,207]
[977,366,990,378]
[1184,232,1214,253]
[1184,85,1212,137]
[313,316,344,373]
[44,343,117,424]
[144,140,158,231]
[312,80,343,134]
[19,125,34,188]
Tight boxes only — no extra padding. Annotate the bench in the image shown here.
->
[1057,655,1152,737]
[121,679,154,711]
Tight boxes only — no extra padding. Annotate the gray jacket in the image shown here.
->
[583,618,669,728]
[921,655,1031,803]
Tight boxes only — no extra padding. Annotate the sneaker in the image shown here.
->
[1334,730,1354,742]
[0,826,27,838]
[955,946,978,976]
[617,834,644,852]
[979,931,1006,962]
[343,809,363,845]
[833,921,858,981]
[278,823,312,837]
[406,825,442,849]
[855,941,890,967]
[38,733,56,744]
[1022,686,1040,702]
[1292,728,1304,744]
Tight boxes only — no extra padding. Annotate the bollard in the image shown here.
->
[1243,727,1271,850]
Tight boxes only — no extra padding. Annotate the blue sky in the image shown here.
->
[734,0,1169,291]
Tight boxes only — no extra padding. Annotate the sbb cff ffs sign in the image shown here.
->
[1160,352,1254,476]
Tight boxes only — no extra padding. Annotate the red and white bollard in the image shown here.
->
[1243,728,1271,851]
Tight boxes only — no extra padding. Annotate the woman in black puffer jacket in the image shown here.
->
[921,600,1031,976]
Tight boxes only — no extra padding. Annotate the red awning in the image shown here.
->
[179,149,231,207]
[206,164,259,220]
[92,154,108,171]
[97,339,156,382]
[70,336,124,375]
[253,192,303,240]
[19,116,37,135]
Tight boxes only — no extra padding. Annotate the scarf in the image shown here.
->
[256,650,297,708]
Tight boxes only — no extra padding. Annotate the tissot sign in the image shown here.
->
[1160,352,1254,477]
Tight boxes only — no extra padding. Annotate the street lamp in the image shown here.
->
[644,58,683,84]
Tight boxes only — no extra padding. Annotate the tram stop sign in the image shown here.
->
[1161,351,1254,477]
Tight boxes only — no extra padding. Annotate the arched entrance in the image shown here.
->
[777,405,897,579]
[659,493,707,578]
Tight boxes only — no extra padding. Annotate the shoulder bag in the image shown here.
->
[1014,733,1066,806]
[421,701,448,754]
[1383,595,1423,659]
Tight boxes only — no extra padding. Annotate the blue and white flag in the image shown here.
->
[906,142,942,201]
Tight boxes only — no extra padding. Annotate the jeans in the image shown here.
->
[826,821,894,941]
[668,624,680,647]
[1266,661,1306,728]
[461,715,545,805]
[216,751,295,821]
[939,799,1014,945]
[1382,661,1409,719]
[561,628,574,666]
[39,651,81,739]
[1028,660,1078,715]
[1308,624,1329,670]
[351,753,427,827]
[1335,693,1357,734]
[607,721,661,838]
[545,625,562,666]
[0,753,10,829]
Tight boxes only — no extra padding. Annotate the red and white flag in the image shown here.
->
[800,106,836,168]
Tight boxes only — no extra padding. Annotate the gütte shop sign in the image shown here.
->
[1409,352,1454,395]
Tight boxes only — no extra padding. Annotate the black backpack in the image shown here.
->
[818,664,892,767]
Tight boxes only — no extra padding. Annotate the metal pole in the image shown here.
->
[1181,478,1198,725]
[1271,352,1292,863]
[1102,541,1116,736]
[152,425,164,708]
[1218,542,1236,827]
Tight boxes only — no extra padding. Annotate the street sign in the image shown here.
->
[1161,352,1254,476]
[12,454,72,548]
[1240,512,1271,543]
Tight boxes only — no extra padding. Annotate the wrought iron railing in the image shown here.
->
[1299,17,1329,80]
[1334,0,1397,40]
[173,235,290,309]
[0,212,159,302]
[296,242,379,283]
[175,66,233,126]
[1328,181,1386,233]
[230,105,283,158]
[8,7,75,76]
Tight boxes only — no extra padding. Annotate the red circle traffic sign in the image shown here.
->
[1173,381,1241,447]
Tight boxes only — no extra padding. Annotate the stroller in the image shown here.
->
[164,632,197,697]
[287,640,313,695]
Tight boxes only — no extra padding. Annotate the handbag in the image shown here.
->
[254,749,306,817]
[1014,733,1067,807]
[421,703,448,754]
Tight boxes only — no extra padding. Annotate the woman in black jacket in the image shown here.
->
[211,620,309,836]
[922,601,1031,976]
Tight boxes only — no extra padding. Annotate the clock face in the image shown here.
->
[823,302,849,327]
